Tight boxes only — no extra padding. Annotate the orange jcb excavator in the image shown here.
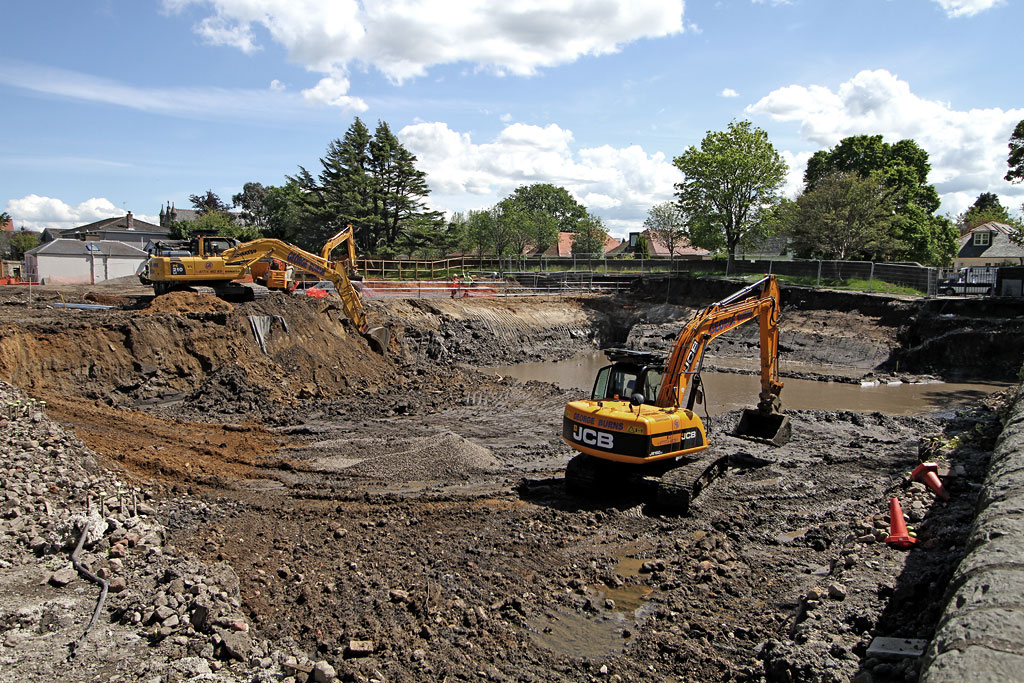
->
[561,275,790,513]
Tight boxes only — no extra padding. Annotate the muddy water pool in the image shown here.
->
[488,351,1007,417]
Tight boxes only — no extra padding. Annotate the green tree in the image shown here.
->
[960,192,1011,229]
[673,120,787,272]
[463,209,495,258]
[504,183,586,250]
[785,172,896,260]
[369,121,443,255]
[262,180,308,245]
[643,201,690,263]
[634,233,651,259]
[292,119,442,255]
[0,211,10,225]
[7,230,39,260]
[168,211,260,241]
[803,135,953,264]
[1007,119,1024,184]
[232,182,272,233]
[571,213,610,257]
[188,190,231,215]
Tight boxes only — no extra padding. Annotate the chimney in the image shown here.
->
[0,217,12,232]
[126,211,134,230]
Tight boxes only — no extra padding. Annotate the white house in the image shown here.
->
[954,222,1024,269]
[24,239,148,285]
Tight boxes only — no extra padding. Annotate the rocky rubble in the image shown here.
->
[0,379,341,682]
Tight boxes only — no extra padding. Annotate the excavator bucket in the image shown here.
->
[364,326,391,354]
[733,409,792,447]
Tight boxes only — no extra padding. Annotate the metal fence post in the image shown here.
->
[816,260,822,288]
[868,262,875,292]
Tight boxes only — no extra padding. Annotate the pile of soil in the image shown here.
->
[142,291,235,314]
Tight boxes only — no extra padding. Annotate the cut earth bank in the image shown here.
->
[0,276,1022,683]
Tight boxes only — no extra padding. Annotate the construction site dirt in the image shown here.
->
[0,278,1019,683]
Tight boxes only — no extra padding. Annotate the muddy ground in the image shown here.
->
[0,278,1018,682]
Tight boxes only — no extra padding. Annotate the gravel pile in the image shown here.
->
[299,431,504,481]
[0,380,337,682]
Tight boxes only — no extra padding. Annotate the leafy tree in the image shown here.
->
[960,192,1010,229]
[1007,119,1024,184]
[232,182,271,232]
[504,183,586,249]
[571,213,610,257]
[168,211,261,242]
[7,230,39,260]
[803,135,954,264]
[262,180,308,245]
[643,201,690,263]
[463,209,495,258]
[785,172,896,260]
[634,233,651,259]
[673,120,787,272]
[0,211,10,225]
[189,190,231,215]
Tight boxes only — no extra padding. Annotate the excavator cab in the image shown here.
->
[591,350,665,405]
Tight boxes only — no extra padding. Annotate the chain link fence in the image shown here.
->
[358,254,985,298]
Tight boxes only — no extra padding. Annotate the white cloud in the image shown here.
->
[931,0,1003,18]
[747,69,1024,214]
[302,73,368,111]
[720,88,739,98]
[4,195,157,232]
[0,61,343,122]
[2,194,143,232]
[164,0,686,108]
[398,121,681,236]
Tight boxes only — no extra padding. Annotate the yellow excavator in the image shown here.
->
[562,275,790,513]
[138,226,389,351]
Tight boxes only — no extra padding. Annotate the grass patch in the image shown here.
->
[736,273,925,296]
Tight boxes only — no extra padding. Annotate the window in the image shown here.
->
[974,231,990,247]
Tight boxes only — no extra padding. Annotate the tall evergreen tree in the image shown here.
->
[368,121,442,254]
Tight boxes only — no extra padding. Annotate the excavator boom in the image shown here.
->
[219,232,389,352]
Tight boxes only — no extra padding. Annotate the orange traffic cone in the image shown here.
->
[911,462,949,501]
[884,497,916,549]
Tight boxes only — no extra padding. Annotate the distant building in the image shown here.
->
[24,239,149,285]
[531,231,622,257]
[606,229,710,259]
[954,222,1024,269]
[42,211,170,247]
[159,202,200,228]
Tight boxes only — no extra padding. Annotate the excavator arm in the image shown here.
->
[219,229,390,351]
[657,275,783,413]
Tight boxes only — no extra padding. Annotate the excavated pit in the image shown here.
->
[0,278,1021,683]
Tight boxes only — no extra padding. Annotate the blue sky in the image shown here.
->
[2,0,1021,238]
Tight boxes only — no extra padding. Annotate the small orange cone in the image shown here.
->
[911,462,949,501]
[884,497,916,549]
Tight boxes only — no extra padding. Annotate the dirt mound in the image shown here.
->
[84,291,131,306]
[142,291,234,314]
[295,431,503,481]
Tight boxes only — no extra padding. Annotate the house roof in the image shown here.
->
[537,231,621,257]
[59,214,165,237]
[606,229,709,257]
[26,239,149,258]
[956,222,1024,260]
